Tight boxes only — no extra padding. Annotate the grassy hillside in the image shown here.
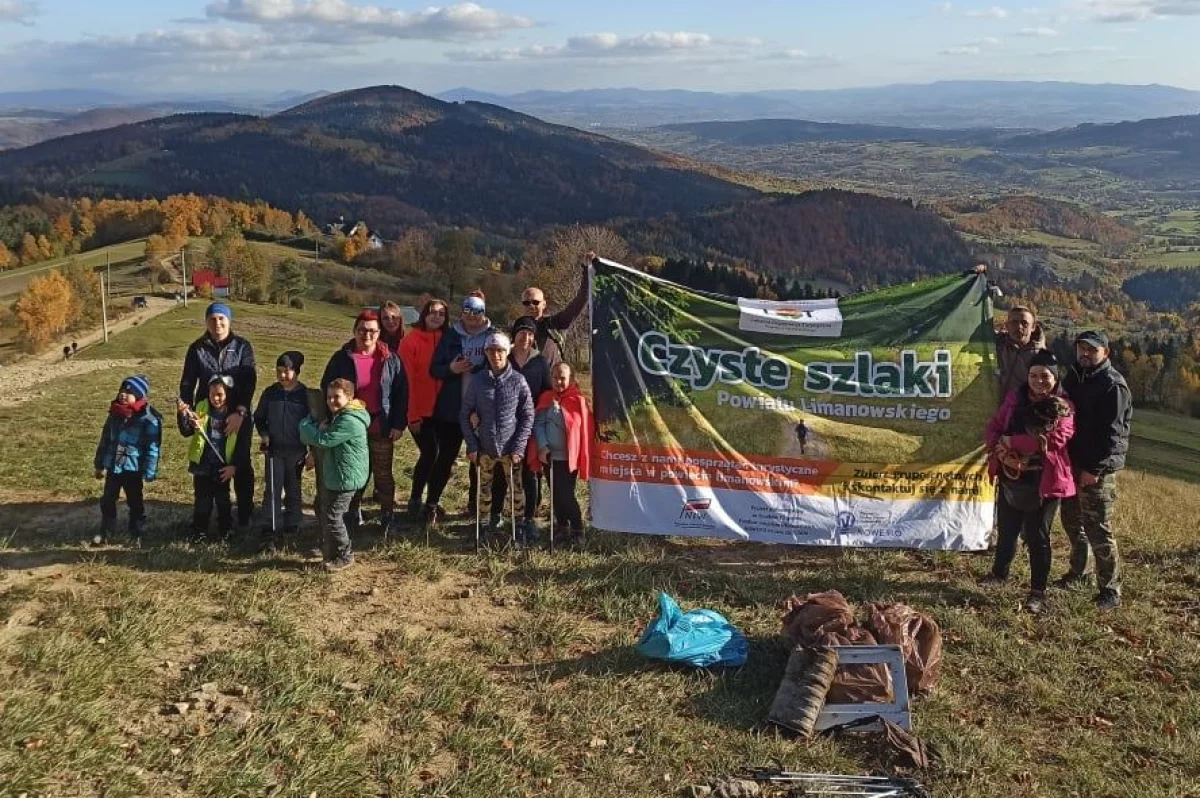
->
[0,303,1197,797]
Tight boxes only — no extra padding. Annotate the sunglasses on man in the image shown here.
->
[522,299,543,306]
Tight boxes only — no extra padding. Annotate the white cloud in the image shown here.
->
[964,5,1009,17]
[936,1,954,11]
[940,35,1001,54]
[1085,0,1200,22]
[205,0,534,41]
[0,0,38,24]
[446,31,828,64]
[0,27,346,85]
[1035,44,1119,55]
[1016,25,1061,34]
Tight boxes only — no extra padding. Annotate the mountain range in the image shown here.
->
[608,112,1200,203]
[0,86,754,233]
[436,81,1200,131]
[0,85,975,285]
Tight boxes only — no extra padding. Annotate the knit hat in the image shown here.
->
[120,374,150,400]
[1075,330,1109,349]
[510,315,538,338]
[1029,350,1058,370]
[276,351,305,373]
[484,332,511,352]
[205,302,233,320]
[462,295,486,314]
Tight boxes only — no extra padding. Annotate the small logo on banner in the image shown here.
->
[836,511,857,531]
[737,297,843,337]
[677,497,716,529]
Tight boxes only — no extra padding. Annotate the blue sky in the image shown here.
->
[1,0,1198,95]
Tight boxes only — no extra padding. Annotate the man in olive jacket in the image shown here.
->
[1058,330,1132,610]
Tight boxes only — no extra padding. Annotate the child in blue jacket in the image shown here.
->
[93,374,162,546]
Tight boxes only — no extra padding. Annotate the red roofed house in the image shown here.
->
[192,269,230,298]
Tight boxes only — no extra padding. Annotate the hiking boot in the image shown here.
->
[1094,589,1122,610]
[517,519,538,547]
[1023,591,1046,615]
[978,573,1008,588]
[323,555,355,573]
[304,546,325,562]
[129,517,147,544]
[379,510,395,534]
[422,503,443,529]
[1053,572,1091,590]
[566,525,586,549]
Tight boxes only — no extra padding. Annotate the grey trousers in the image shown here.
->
[260,451,305,531]
[320,486,358,560]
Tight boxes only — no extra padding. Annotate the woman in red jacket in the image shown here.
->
[983,349,1076,614]
[399,298,447,521]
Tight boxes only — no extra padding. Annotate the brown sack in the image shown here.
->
[818,628,894,704]
[780,590,856,645]
[867,602,943,694]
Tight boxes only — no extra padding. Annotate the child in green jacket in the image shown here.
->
[300,378,370,572]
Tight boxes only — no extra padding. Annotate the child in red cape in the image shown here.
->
[532,362,592,546]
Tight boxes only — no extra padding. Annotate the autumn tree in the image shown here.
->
[0,241,14,270]
[429,229,479,300]
[16,270,75,350]
[64,263,103,327]
[387,228,434,277]
[295,210,317,237]
[20,233,40,264]
[521,225,627,364]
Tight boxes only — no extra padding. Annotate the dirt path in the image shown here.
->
[0,296,178,407]
[779,416,832,459]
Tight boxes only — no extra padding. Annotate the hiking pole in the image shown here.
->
[176,397,226,466]
[548,460,555,554]
[267,451,276,539]
[473,461,481,554]
[509,460,518,551]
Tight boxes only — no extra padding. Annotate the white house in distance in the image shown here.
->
[325,216,384,250]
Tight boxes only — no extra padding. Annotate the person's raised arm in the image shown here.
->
[547,258,591,331]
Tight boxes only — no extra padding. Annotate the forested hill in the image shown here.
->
[621,190,975,286]
[0,86,754,234]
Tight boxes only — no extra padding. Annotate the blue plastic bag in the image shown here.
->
[635,592,749,668]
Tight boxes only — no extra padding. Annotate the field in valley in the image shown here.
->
[0,302,1197,797]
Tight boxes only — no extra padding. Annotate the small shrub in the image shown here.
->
[289,297,305,309]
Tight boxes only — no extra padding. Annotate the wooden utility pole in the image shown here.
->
[105,251,111,300]
[100,273,109,343]
[180,247,189,307]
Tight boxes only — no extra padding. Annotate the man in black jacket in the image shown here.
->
[178,303,258,533]
[1058,330,1132,609]
[520,252,592,365]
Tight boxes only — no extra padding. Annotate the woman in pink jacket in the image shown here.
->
[983,350,1076,614]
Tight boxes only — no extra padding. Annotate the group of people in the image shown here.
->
[92,270,1137,599]
[986,306,1133,612]
[93,261,593,572]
